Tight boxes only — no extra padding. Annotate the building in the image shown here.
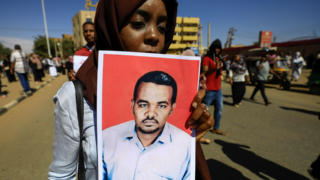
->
[72,11,202,54]
[168,17,201,55]
[72,10,95,50]
[62,34,74,41]
[223,38,320,68]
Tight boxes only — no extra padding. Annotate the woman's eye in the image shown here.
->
[157,25,167,34]
[131,22,145,29]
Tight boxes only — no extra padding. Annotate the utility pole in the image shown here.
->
[207,23,211,49]
[41,0,52,57]
[199,24,203,55]
[224,27,236,48]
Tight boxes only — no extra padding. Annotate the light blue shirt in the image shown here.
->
[102,120,191,180]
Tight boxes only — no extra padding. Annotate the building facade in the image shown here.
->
[72,10,95,50]
[168,17,202,55]
[72,12,202,54]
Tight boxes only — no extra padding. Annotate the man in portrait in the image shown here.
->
[102,70,191,180]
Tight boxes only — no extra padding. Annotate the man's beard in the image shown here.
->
[137,118,160,134]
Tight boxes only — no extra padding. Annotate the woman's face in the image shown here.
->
[120,0,168,53]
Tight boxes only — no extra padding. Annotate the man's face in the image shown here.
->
[132,82,175,135]
[83,24,95,44]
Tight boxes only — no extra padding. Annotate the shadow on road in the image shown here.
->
[207,159,250,180]
[223,100,234,106]
[214,139,309,180]
[280,106,320,118]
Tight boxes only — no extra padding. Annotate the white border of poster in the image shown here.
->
[97,50,200,180]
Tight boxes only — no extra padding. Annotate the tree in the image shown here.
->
[62,38,74,58]
[0,42,12,58]
[33,35,55,58]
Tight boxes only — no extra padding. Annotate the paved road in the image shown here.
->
[202,81,320,180]
[0,73,319,179]
[0,75,67,179]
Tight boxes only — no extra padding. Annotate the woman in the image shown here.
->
[49,0,212,179]
[30,53,43,83]
[229,55,250,107]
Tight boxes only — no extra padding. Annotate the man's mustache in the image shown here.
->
[142,117,159,124]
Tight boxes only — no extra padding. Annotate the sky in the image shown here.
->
[0,0,320,53]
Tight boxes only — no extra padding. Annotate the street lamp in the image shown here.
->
[41,0,52,57]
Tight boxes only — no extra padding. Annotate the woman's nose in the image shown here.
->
[144,24,159,47]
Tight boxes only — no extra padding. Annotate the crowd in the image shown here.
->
[0,45,74,97]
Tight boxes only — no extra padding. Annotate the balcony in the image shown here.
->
[173,35,182,41]
[183,17,200,24]
[174,26,182,32]
[169,43,187,49]
[184,44,199,48]
[182,27,198,33]
[182,35,198,41]
[176,17,182,24]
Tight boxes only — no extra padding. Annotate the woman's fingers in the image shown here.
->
[191,89,206,109]
[196,115,214,140]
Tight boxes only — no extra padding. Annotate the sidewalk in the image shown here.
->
[0,73,68,115]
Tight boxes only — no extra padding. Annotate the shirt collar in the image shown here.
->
[85,44,95,52]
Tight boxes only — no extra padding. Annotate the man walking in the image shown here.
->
[250,52,272,105]
[10,44,31,94]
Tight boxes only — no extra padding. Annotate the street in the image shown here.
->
[0,75,67,179]
[203,80,320,179]
[0,74,319,179]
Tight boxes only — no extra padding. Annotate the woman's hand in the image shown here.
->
[185,89,214,141]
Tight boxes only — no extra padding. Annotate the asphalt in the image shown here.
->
[0,73,63,116]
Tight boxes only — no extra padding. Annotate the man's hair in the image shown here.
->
[14,44,21,50]
[82,21,94,29]
[133,71,177,104]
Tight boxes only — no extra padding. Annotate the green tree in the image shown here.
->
[62,38,74,57]
[0,42,12,58]
[33,35,55,58]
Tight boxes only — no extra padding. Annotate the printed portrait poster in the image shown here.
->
[97,51,200,180]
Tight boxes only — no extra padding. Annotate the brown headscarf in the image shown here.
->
[76,0,178,108]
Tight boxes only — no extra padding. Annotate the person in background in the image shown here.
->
[48,0,213,180]
[74,21,95,56]
[201,39,225,137]
[291,51,306,81]
[65,56,74,81]
[285,52,293,68]
[10,44,31,95]
[229,54,250,107]
[68,21,96,81]
[250,52,274,105]
[181,47,195,56]
[0,60,4,97]
[53,55,62,74]
[30,53,43,83]
[2,54,16,82]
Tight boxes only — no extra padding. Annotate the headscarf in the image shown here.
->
[76,0,178,108]
[205,39,222,59]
